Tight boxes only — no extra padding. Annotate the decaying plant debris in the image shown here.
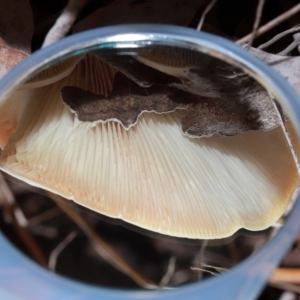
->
[1,0,300,298]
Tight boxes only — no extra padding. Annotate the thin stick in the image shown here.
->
[190,267,218,276]
[270,97,300,175]
[197,0,218,31]
[0,173,48,267]
[277,33,300,55]
[11,218,48,267]
[0,172,15,206]
[270,268,300,285]
[42,0,89,47]
[194,240,208,279]
[48,231,77,271]
[29,225,58,239]
[237,3,300,45]
[201,264,226,272]
[247,0,265,49]
[26,207,61,227]
[50,193,157,289]
[269,282,300,294]
[258,25,300,50]
[159,256,176,287]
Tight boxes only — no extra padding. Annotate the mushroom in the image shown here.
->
[0,53,298,239]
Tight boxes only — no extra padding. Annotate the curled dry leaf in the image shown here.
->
[249,46,300,164]
[0,38,28,80]
[250,47,300,96]
[0,0,33,79]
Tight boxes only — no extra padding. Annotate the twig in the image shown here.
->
[10,218,48,267]
[49,193,157,289]
[0,172,15,206]
[159,256,176,287]
[26,207,61,227]
[258,25,300,50]
[170,270,192,286]
[201,264,226,273]
[269,282,300,294]
[191,263,226,277]
[193,240,208,279]
[278,33,300,55]
[278,292,297,300]
[237,3,300,45]
[247,0,265,49]
[0,172,48,267]
[269,95,300,175]
[48,231,77,271]
[29,225,58,239]
[2,174,40,194]
[196,0,218,31]
[0,173,28,227]
[228,239,240,262]
[190,266,218,276]
[42,0,89,47]
[270,268,300,285]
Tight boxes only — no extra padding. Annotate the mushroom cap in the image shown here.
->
[0,54,298,239]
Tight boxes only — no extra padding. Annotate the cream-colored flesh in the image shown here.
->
[0,57,298,239]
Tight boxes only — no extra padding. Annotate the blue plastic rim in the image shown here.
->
[1,24,300,300]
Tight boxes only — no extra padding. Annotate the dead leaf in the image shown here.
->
[0,0,33,79]
[0,38,28,79]
[250,47,300,97]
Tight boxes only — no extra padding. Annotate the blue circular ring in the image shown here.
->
[0,24,300,300]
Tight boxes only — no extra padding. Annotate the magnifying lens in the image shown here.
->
[0,24,300,300]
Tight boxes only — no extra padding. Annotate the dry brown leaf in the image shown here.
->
[0,0,33,79]
[0,38,28,79]
[250,47,300,96]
